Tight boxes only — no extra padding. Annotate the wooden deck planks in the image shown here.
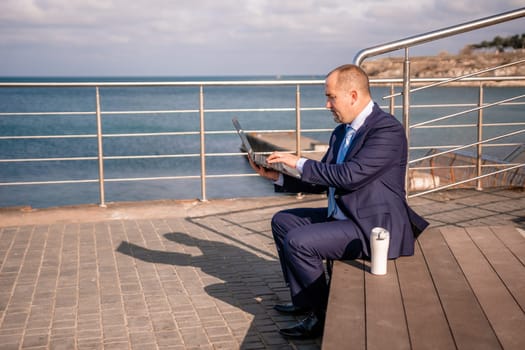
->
[442,226,525,350]
[491,225,525,266]
[364,259,411,350]
[415,227,501,349]
[395,241,456,350]
[322,260,366,350]
[471,226,525,311]
[323,225,525,349]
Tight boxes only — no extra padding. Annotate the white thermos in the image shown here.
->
[370,227,390,275]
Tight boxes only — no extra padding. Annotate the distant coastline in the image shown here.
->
[362,50,525,86]
[0,51,523,86]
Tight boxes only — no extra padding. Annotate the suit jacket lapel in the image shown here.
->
[346,127,366,157]
[341,104,379,161]
[327,125,347,164]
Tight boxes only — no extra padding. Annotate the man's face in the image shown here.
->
[324,73,356,124]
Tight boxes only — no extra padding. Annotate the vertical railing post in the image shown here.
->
[295,84,302,157]
[295,84,304,199]
[199,85,207,201]
[95,87,106,208]
[476,83,484,190]
[389,84,395,115]
[403,47,411,194]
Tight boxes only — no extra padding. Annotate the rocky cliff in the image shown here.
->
[361,51,525,85]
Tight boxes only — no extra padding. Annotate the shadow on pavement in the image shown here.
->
[116,229,322,348]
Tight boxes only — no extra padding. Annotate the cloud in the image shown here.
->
[0,1,365,48]
[0,0,523,75]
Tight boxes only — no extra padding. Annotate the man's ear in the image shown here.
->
[349,90,358,105]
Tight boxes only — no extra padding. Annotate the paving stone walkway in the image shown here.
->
[0,188,523,349]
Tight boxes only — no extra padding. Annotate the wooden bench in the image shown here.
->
[322,225,525,350]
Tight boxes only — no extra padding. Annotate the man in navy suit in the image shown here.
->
[250,64,428,339]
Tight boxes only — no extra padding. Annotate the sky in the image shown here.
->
[0,0,524,77]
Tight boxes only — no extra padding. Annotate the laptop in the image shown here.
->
[232,118,301,179]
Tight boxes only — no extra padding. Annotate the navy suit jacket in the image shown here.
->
[277,103,428,258]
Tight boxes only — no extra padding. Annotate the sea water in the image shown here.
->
[0,76,523,208]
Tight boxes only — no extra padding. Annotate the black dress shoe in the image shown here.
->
[273,303,309,315]
[279,311,324,339]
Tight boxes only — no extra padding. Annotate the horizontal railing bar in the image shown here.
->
[3,76,525,88]
[0,179,99,186]
[0,132,200,140]
[410,145,464,150]
[2,123,523,141]
[412,122,525,129]
[104,107,326,114]
[228,128,333,134]
[1,141,520,163]
[1,76,524,90]
[411,103,478,109]
[413,165,477,170]
[114,151,312,161]
[194,128,332,135]
[104,132,199,138]
[411,94,525,128]
[0,150,312,163]
[0,80,325,88]
[410,143,523,151]
[412,162,524,170]
[104,154,200,160]
[0,154,204,163]
[0,157,98,163]
[0,111,95,117]
[0,107,326,118]
[104,175,201,182]
[0,173,262,186]
[204,150,325,157]
[207,107,295,113]
[206,107,327,113]
[408,162,525,198]
[107,174,264,181]
[103,109,197,115]
[4,159,522,187]
[206,173,260,178]
[409,128,525,164]
[413,124,476,129]
[0,134,97,140]
[103,128,335,137]
[5,101,524,120]
[480,143,524,147]
[382,101,525,110]
[373,76,525,84]
[410,101,525,108]
[0,128,334,141]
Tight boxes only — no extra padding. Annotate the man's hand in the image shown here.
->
[267,152,300,168]
[248,156,280,181]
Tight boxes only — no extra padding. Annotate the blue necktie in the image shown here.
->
[327,126,355,217]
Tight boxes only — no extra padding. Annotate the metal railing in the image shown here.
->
[1,9,524,207]
[0,79,326,206]
[1,76,523,207]
[353,7,525,197]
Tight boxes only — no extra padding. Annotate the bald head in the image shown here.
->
[327,64,371,98]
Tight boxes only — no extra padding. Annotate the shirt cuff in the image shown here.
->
[296,158,307,173]
[273,158,306,186]
[273,174,284,186]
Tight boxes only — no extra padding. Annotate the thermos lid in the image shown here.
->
[371,227,390,240]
